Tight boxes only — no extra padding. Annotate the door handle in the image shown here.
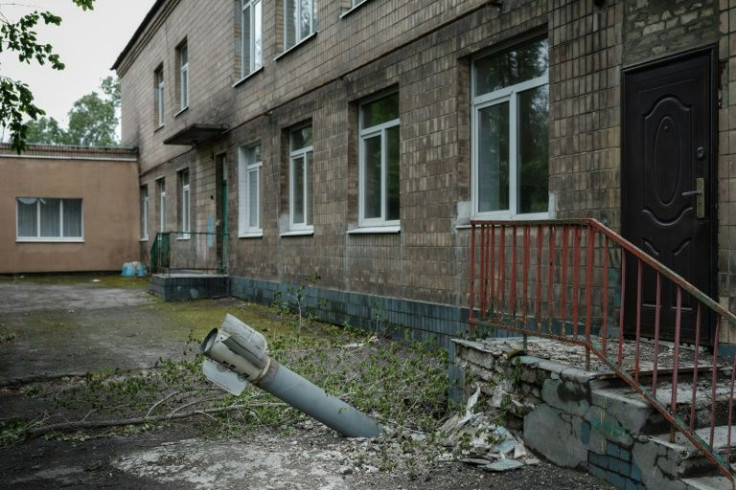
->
[682,178,705,218]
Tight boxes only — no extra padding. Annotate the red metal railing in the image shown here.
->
[468,219,736,482]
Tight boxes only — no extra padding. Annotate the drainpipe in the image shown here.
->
[200,314,383,438]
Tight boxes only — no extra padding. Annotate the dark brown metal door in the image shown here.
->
[622,48,716,343]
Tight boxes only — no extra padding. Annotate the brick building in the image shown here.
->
[114,0,736,347]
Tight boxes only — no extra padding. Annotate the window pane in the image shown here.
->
[299,0,313,39]
[17,199,37,237]
[290,126,312,150]
[386,126,400,221]
[285,0,296,47]
[246,143,261,163]
[40,198,61,237]
[63,199,83,237]
[477,103,509,212]
[361,93,399,128]
[474,38,548,96]
[362,134,382,219]
[248,168,259,227]
[254,0,262,68]
[518,85,549,213]
[242,4,251,73]
[140,188,148,238]
[305,151,313,226]
[292,155,304,224]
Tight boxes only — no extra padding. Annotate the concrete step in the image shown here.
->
[591,377,735,435]
[642,425,736,480]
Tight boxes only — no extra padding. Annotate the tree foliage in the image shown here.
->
[25,76,120,147]
[0,0,95,153]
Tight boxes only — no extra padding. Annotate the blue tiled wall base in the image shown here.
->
[149,275,229,301]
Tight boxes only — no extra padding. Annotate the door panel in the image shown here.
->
[622,48,715,343]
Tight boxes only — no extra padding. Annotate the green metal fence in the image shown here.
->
[151,232,227,274]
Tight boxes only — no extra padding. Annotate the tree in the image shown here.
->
[66,76,119,146]
[0,0,95,153]
[24,76,120,147]
[25,116,66,145]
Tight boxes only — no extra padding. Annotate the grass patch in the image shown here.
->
[1,305,451,450]
[0,273,149,290]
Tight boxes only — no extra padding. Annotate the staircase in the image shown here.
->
[589,372,734,489]
[467,219,736,487]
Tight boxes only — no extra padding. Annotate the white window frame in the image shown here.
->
[284,0,315,49]
[240,0,263,77]
[155,66,165,127]
[158,178,166,232]
[140,186,149,240]
[471,41,549,220]
[15,197,84,242]
[179,170,190,239]
[178,43,189,111]
[288,126,313,232]
[358,94,400,228]
[238,143,263,237]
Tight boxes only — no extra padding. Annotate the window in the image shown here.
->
[177,42,189,111]
[284,0,315,49]
[288,125,313,231]
[359,92,400,227]
[239,0,262,77]
[154,65,165,127]
[140,186,149,240]
[238,143,262,236]
[16,198,83,241]
[157,179,166,232]
[178,170,190,237]
[472,36,549,218]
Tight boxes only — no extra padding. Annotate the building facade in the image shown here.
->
[0,145,140,273]
[114,0,736,346]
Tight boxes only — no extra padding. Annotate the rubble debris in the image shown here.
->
[438,385,539,472]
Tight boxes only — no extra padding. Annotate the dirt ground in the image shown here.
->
[0,275,613,489]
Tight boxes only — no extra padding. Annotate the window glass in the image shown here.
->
[16,198,82,240]
[359,93,400,226]
[284,0,315,49]
[288,126,313,230]
[361,92,399,128]
[474,38,548,96]
[17,199,36,237]
[518,85,549,213]
[473,36,549,218]
[477,102,509,213]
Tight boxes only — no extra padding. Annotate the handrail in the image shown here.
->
[468,218,736,482]
[150,231,228,274]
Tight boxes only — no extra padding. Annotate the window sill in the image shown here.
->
[280,230,314,238]
[273,32,318,62]
[140,237,149,242]
[174,106,189,118]
[348,225,400,235]
[233,67,264,88]
[16,238,84,243]
[177,235,191,241]
[340,0,371,19]
[154,124,165,133]
[239,231,264,239]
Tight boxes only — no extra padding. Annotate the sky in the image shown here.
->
[1,0,156,127]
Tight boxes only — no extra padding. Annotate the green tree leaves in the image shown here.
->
[25,76,120,147]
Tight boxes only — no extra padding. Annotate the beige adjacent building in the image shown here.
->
[0,145,140,274]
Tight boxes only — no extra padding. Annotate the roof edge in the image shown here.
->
[111,0,167,72]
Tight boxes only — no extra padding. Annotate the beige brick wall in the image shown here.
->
[120,0,736,320]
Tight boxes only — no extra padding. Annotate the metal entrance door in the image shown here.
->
[621,47,716,343]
